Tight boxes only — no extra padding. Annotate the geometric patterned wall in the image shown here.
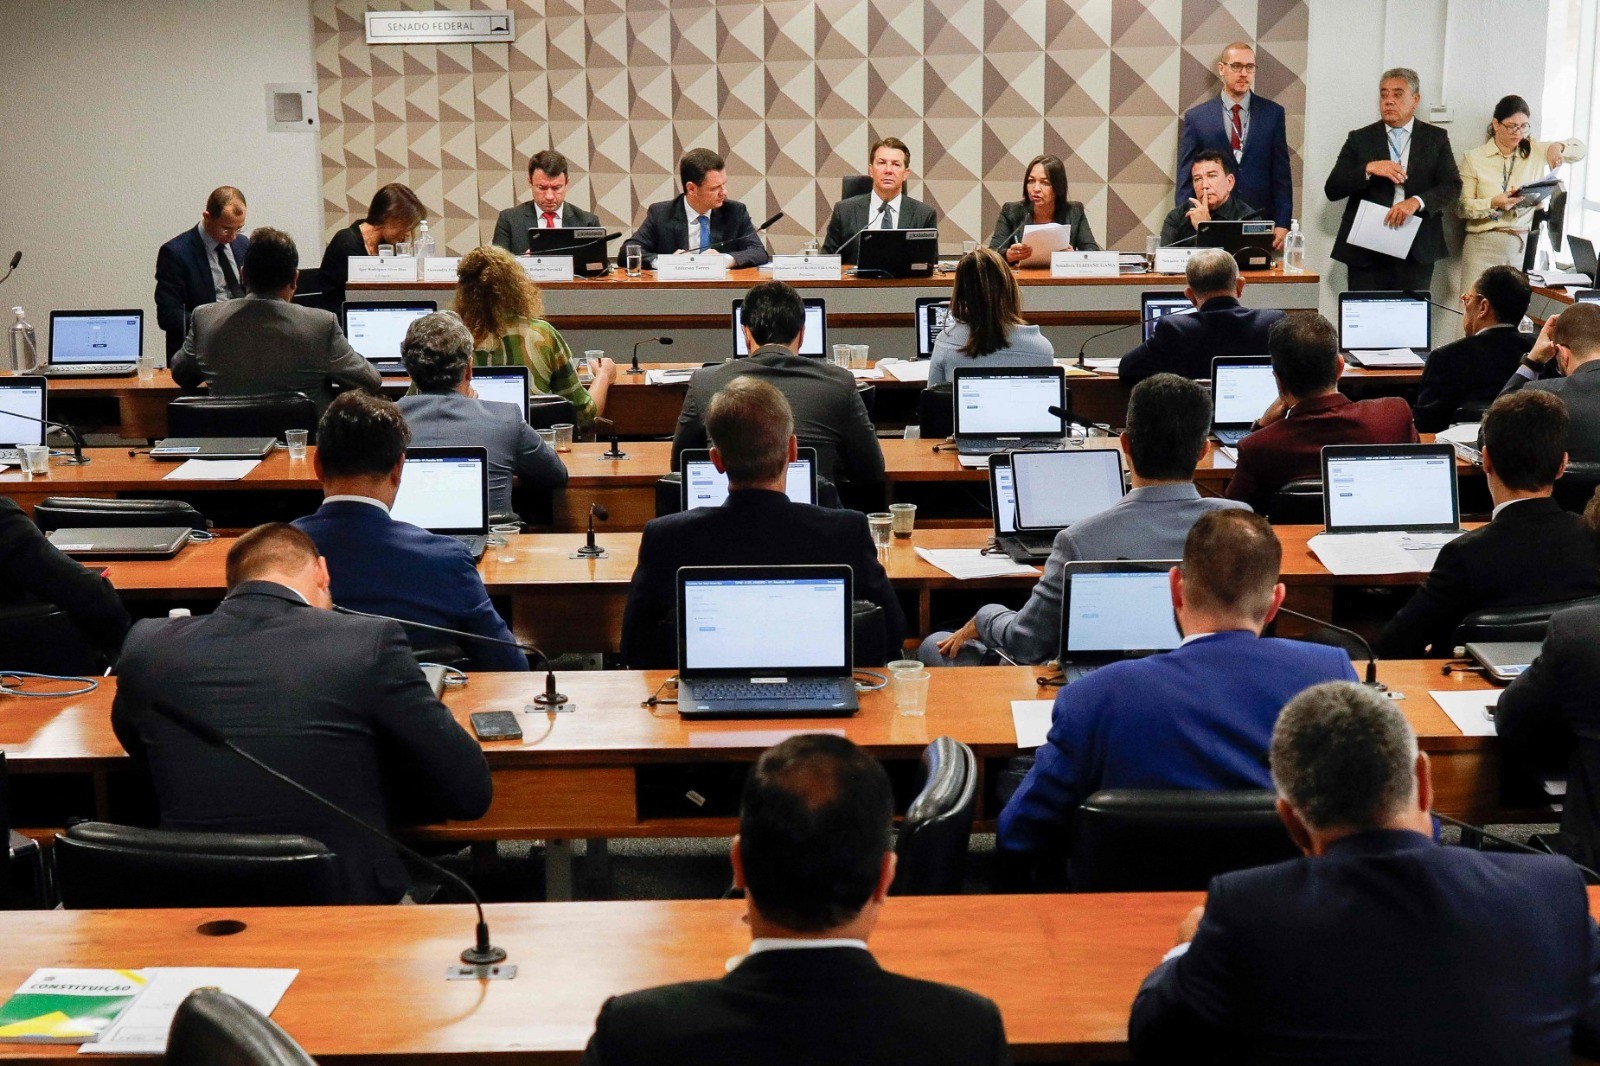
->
[314,0,1307,256]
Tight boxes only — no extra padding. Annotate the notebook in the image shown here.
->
[993,449,1125,564]
[1466,641,1543,683]
[471,364,531,421]
[149,437,276,460]
[951,366,1067,460]
[915,297,951,358]
[390,446,490,558]
[854,228,939,279]
[1140,291,1195,341]
[1321,444,1461,534]
[0,376,48,461]
[342,301,437,373]
[44,310,141,377]
[1210,356,1277,446]
[733,298,827,357]
[679,447,818,511]
[46,527,191,559]
[1338,291,1430,367]
[1056,561,1183,681]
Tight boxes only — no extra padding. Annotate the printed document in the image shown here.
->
[1347,199,1421,259]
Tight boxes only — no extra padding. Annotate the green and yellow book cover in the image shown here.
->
[0,969,148,1043]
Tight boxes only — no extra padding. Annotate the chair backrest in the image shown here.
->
[893,737,977,895]
[851,599,886,667]
[289,267,327,309]
[168,392,317,441]
[2,752,44,909]
[527,394,577,431]
[1071,789,1298,891]
[33,496,207,533]
[916,384,954,440]
[1266,477,1324,524]
[0,600,103,676]
[1555,460,1600,514]
[856,381,876,419]
[1454,593,1600,646]
[842,174,873,200]
[54,822,341,909]
[166,988,316,1066]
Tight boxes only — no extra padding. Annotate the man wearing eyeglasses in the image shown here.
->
[1175,43,1292,249]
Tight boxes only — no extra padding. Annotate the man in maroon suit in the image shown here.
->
[1226,314,1418,513]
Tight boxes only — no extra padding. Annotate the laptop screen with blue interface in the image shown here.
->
[682,576,847,671]
[49,311,142,364]
[1212,361,1278,426]
[953,370,1063,436]
[682,455,815,509]
[1338,294,1430,350]
[344,302,436,362]
[1323,447,1458,532]
[391,453,487,533]
[734,300,826,356]
[0,379,46,447]
[990,459,1017,534]
[471,368,528,416]
[1065,570,1182,653]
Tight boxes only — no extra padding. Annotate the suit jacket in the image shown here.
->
[315,221,369,314]
[1129,829,1600,1065]
[110,581,492,903]
[154,225,250,356]
[620,489,905,668]
[0,496,129,660]
[623,195,770,269]
[1158,194,1261,248]
[1324,119,1462,266]
[1413,326,1534,433]
[821,193,939,264]
[1376,497,1600,658]
[998,631,1357,867]
[671,344,884,487]
[1176,94,1294,228]
[1500,359,1600,462]
[1119,296,1284,383]
[293,500,527,672]
[987,200,1099,253]
[1226,393,1419,513]
[397,391,568,517]
[170,295,382,418]
[578,946,1010,1066]
[975,486,1250,665]
[491,201,603,255]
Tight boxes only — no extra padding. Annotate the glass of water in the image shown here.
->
[802,239,819,257]
[962,240,977,256]
[378,244,395,258]
[867,512,892,552]
[284,429,309,461]
[395,241,413,258]
[626,248,643,277]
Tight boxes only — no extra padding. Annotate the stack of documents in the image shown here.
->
[879,360,931,383]
[645,368,696,386]
[1308,530,1463,575]
[161,459,260,481]
[913,548,1039,580]
[1347,200,1421,258]
[1345,348,1424,369]
[1011,700,1054,749]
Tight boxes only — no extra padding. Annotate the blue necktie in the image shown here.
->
[696,215,710,252]
[1387,127,1406,164]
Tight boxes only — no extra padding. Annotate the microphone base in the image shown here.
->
[446,961,516,981]
[533,690,571,711]
[572,545,607,559]
[601,449,629,460]
[61,456,91,465]
[461,943,508,966]
[626,366,645,375]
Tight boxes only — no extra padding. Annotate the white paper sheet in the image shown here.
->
[161,459,261,481]
[1011,699,1055,749]
[1347,199,1422,258]
[1348,348,1425,368]
[957,453,991,468]
[1435,422,1482,444]
[850,367,883,379]
[645,368,696,385]
[1018,223,1076,266]
[1430,690,1499,737]
[1308,531,1462,575]
[1082,357,1121,372]
[881,360,931,383]
[79,968,297,1055]
[913,548,1039,580]
[1212,447,1238,469]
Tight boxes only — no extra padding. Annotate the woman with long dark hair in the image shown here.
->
[1458,95,1573,282]
[927,247,1053,387]
[988,155,1099,265]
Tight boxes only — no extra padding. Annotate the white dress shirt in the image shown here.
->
[322,494,390,514]
[726,937,871,972]
[681,199,734,262]
[1386,118,1420,207]
[871,192,904,229]
[1221,89,1252,162]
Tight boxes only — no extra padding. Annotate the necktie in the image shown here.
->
[542,211,557,228]
[216,245,242,299]
[1229,104,1243,153]
[696,215,710,252]
[1388,127,1406,164]
[879,202,894,230]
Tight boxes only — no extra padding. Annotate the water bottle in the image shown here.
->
[1282,219,1306,274]
[8,308,37,374]
[413,219,437,268]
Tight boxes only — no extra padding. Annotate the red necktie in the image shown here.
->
[1229,104,1243,152]
[542,212,557,228]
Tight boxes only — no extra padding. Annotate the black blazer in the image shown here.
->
[1500,360,1600,463]
[1413,326,1534,432]
[1158,193,1260,247]
[1375,497,1600,658]
[153,226,249,355]
[0,496,129,660]
[110,582,492,903]
[316,221,369,314]
[491,201,602,254]
[620,489,906,668]
[622,195,770,269]
[1129,829,1600,1065]
[821,193,940,263]
[988,200,1099,252]
[579,946,1010,1066]
[1324,120,1462,266]
[1118,296,1284,383]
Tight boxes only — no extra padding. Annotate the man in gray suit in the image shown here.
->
[1499,303,1600,462]
[491,149,602,255]
[821,137,939,265]
[171,227,382,418]
[921,374,1251,666]
[395,312,568,518]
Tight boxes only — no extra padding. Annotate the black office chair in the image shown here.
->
[527,394,578,431]
[1453,593,1600,646]
[841,175,872,200]
[892,737,977,895]
[916,384,954,440]
[1069,789,1298,892]
[168,392,317,442]
[289,267,327,311]
[852,600,887,667]
[1449,400,1491,426]
[166,988,316,1066]
[1555,461,1600,514]
[1,753,45,909]
[1266,478,1323,524]
[0,600,104,677]
[53,822,341,909]
[32,496,207,534]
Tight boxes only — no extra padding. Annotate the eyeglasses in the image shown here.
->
[1498,121,1532,134]
[1224,62,1257,73]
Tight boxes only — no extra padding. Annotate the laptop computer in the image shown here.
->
[1196,219,1275,269]
[1569,236,1598,284]
[343,300,437,374]
[854,229,939,279]
[525,227,613,277]
[44,310,141,377]
[1574,289,1600,306]
[46,526,191,559]
[149,437,277,460]
[471,364,531,421]
[1141,291,1195,341]
[1210,356,1277,446]
[679,447,818,511]
[915,297,951,358]
[1465,641,1543,683]
[951,365,1067,462]
[734,298,827,357]
[675,565,859,718]
[1320,444,1462,534]
[390,446,491,558]
[0,376,48,462]
[993,448,1125,564]
[1337,291,1430,367]
[1056,560,1183,681]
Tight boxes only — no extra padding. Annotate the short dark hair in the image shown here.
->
[1271,681,1418,832]
[1483,390,1568,491]
[364,182,426,229]
[1191,148,1235,178]
[1473,265,1531,324]
[527,149,569,180]
[707,377,794,485]
[225,523,318,590]
[204,186,246,217]
[1554,303,1600,358]
[1181,509,1282,620]
[679,148,725,192]
[742,281,806,347]
[738,735,893,933]
[240,227,298,294]
[1125,374,1212,480]
[401,312,474,393]
[1269,313,1341,397]
[315,392,411,479]
[870,136,911,170]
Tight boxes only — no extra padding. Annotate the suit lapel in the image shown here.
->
[186,229,217,303]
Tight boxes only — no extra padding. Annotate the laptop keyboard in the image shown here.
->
[695,680,841,701]
[958,437,1064,455]
[45,364,136,375]
[1062,663,1102,683]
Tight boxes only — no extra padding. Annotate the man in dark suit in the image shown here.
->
[1226,313,1418,513]
[1499,303,1600,461]
[672,281,883,490]
[1119,248,1284,383]
[1130,681,1600,1065]
[622,148,770,269]
[1378,391,1600,657]
[578,734,1010,1066]
[1413,265,1535,432]
[1324,68,1462,292]
[625,376,902,668]
[998,510,1356,884]
[153,186,249,356]
[111,523,492,904]
[820,137,939,264]
[491,149,602,255]
[1158,151,1262,247]
[293,392,528,672]
[1177,43,1293,245]
[0,496,129,664]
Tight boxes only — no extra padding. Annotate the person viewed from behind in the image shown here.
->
[926,247,1053,387]
[1412,265,1535,432]
[1119,247,1284,384]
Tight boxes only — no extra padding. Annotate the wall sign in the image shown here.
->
[365,11,515,45]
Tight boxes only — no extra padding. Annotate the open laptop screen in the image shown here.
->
[1011,449,1124,532]
[734,299,826,357]
[680,574,848,672]
[915,297,951,357]
[1322,445,1459,533]
[1141,293,1193,341]
[952,368,1065,437]
[471,366,529,417]
[391,450,488,535]
[0,377,47,447]
[1212,358,1278,427]
[343,302,437,363]
[1338,293,1430,351]
[681,448,817,510]
[1063,566,1182,654]
[48,311,142,365]
[988,455,1018,535]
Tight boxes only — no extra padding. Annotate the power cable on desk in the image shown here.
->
[643,675,678,712]
[0,672,101,698]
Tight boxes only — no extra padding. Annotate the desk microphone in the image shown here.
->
[1404,289,1464,317]
[828,207,893,265]
[1430,811,1600,884]
[1073,310,1194,368]
[530,231,622,257]
[704,211,785,253]
[1273,605,1383,690]
[629,336,672,376]
[575,503,608,558]
[145,700,513,974]
[1046,403,1114,437]
[6,409,91,464]
[0,251,20,287]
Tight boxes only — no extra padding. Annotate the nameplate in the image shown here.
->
[654,254,729,282]
[420,256,462,282]
[1050,251,1121,278]
[771,255,843,282]
[520,256,574,283]
[1153,247,1200,274]
[348,256,419,282]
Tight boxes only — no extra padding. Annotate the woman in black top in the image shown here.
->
[988,154,1098,263]
[317,182,428,311]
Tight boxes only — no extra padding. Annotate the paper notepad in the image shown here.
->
[880,360,931,383]
[1430,690,1499,737]
[161,459,261,481]
[646,369,696,385]
[78,968,297,1055]
[1309,531,1462,575]
[913,548,1039,580]
[1348,348,1425,369]
[1434,422,1482,444]
[1011,699,1054,749]
[1347,199,1422,258]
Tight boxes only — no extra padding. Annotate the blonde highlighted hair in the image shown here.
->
[454,245,544,343]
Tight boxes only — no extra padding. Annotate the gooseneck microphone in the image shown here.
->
[575,503,608,558]
[1273,605,1384,690]
[1404,289,1465,317]
[1073,309,1195,367]
[0,251,20,287]
[629,336,672,376]
[1430,811,1600,884]
[146,700,512,973]
[6,410,90,465]
[704,211,786,253]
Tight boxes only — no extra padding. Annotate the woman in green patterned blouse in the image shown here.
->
[455,245,614,427]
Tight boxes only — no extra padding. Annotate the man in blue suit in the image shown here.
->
[153,186,249,356]
[1130,681,1600,1065]
[997,509,1357,883]
[1176,43,1292,247]
[1119,248,1285,383]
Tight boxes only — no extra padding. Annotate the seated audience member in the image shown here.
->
[1130,681,1600,1064]
[1158,150,1261,247]
[1378,391,1600,657]
[623,148,770,269]
[623,378,903,668]
[997,510,1357,882]
[672,280,884,489]
[1412,265,1535,432]
[318,181,428,312]
[153,185,248,356]
[396,311,567,517]
[922,374,1249,666]
[1119,248,1285,383]
[1226,313,1418,513]
[1500,303,1600,461]
[111,524,491,904]
[926,247,1053,387]
[171,227,382,417]
[0,497,129,663]
[820,137,940,264]
[293,393,527,672]
[491,149,601,254]
[578,735,1010,1066]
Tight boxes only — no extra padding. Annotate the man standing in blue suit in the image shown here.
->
[1176,43,1292,248]
[153,187,249,356]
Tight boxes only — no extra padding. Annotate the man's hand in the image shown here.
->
[1272,226,1288,250]
[1178,905,1205,945]
[936,618,980,659]
[1255,394,1289,429]
[465,385,480,400]
[1366,159,1407,184]
[1527,314,1561,365]
[1384,197,1421,228]
[1185,197,1211,229]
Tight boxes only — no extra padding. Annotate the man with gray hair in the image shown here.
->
[1130,680,1600,1064]
[1119,246,1285,383]
[395,311,566,518]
